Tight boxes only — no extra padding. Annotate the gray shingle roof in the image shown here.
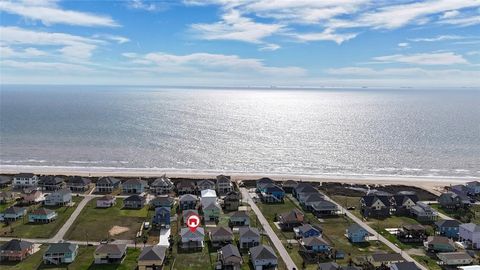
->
[45,242,77,254]
[460,223,480,232]
[138,246,166,261]
[249,245,276,261]
[31,208,55,215]
[4,206,26,215]
[95,244,127,255]
[370,253,404,262]
[239,227,260,238]
[390,262,420,270]
[0,239,33,251]
[210,226,233,238]
[220,244,240,259]
[179,194,198,202]
[124,194,145,202]
[302,236,329,246]
[230,211,249,219]
[435,219,461,228]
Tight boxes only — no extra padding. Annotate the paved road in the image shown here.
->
[321,193,428,270]
[52,195,94,242]
[240,188,298,270]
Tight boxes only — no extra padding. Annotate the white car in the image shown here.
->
[144,222,150,229]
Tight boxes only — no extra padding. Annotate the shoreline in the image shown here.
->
[1,164,474,194]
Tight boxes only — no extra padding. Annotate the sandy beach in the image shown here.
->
[1,164,474,195]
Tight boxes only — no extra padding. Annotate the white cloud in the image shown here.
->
[2,59,91,72]
[441,10,460,19]
[0,26,102,60]
[289,28,357,44]
[259,43,280,51]
[0,46,47,58]
[373,52,468,65]
[440,15,480,26]
[0,0,118,27]
[92,34,130,44]
[466,51,480,55]
[127,0,169,12]
[409,35,466,42]
[398,42,409,47]
[125,51,306,76]
[191,9,284,44]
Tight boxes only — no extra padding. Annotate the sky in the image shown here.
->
[1,0,480,88]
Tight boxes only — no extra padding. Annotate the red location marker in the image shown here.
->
[186,214,200,232]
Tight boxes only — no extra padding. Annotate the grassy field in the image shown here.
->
[0,197,83,238]
[412,254,442,270]
[65,198,152,241]
[0,246,141,270]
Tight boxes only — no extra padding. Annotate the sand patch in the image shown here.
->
[109,225,130,236]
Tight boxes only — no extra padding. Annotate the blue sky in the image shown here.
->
[1,0,479,88]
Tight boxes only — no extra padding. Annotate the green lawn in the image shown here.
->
[0,201,16,212]
[0,197,83,238]
[65,198,152,241]
[431,204,480,223]
[411,254,442,270]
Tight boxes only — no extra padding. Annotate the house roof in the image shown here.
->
[347,223,367,233]
[361,194,392,207]
[15,173,35,178]
[52,188,71,195]
[201,189,217,198]
[4,206,26,215]
[426,236,453,245]
[179,194,198,202]
[295,183,318,194]
[39,176,64,185]
[138,245,166,261]
[257,178,274,185]
[239,227,260,238]
[370,253,404,262]
[216,175,231,183]
[98,195,115,201]
[45,242,77,254]
[67,176,91,185]
[311,200,337,211]
[155,206,170,214]
[297,224,321,234]
[31,208,55,215]
[265,185,284,193]
[394,192,419,205]
[97,177,121,185]
[467,181,480,187]
[203,202,221,211]
[460,223,480,232]
[230,211,249,219]
[435,219,461,228]
[95,244,127,255]
[391,262,420,270]
[225,190,240,198]
[123,179,147,186]
[305,193,325,203]
[0,239,33,251]
[402,224,425,231]
[124,194,145,202]
[0,176,11,184]
[151,196,174,205]
[282,180,298,187]
[210,226,233,238]
[177,180,195,189]
[438,252,472,260]
[151,175,172,187]
[250,245,277,261]
[302,236,329,246]
[197,179,215,188]
[220,244,241,259]
[279,209,304,223]
[182,209,199,220]
[180,227,205,238]
[318,262,340,270]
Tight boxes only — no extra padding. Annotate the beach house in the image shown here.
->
[137,245,166,270]
[223,191,240,211]
[44,188,72,206]
[38,176,66,191]
[293,183,318,203]
[229,211,250,227]
[294,224,322,239]
[122,179,148,194]
[176,181,196,195]
[301,236,331,253]
[182,209,199,222]
[216,175,232,195]
[346,223,369,243]
[256,178,274,192]
[20,188,43,204]
[197,180,216,192]
[435,219,461,239]
[150,174,174,195]
[239,227,260,249]
[94,244,127,264]
[302,192,325,208]
[43,242,78,265]
[278,208,304,230]
[13,173,39,189]
[179,194,198,210]
[310,200,339,217]
[217,244,242,270]
[150,196,174,209]
[393,191,419,215]
[367,253,405,267]
[201,189,217,206]
[282,180,298,193]
[96,195,116,208]
[203,201,221,222]
[466,181,480,195]
[3,206,27,221]
[95,177,121,193]
[261,184,285,203]
[438,192,471,209]
[153,207,170,227]
[29,208,57,223]
[437,252,473,266]
[397,224,427,243]
[209,226,234,247]
[179,227,205,250]
[360,193,394,218]
[66,176,91,192]
[424,236,455,252]
[249,245,278,270]
[459,223,480,249]
[410,202,438,222]
[123,195,146,209]
[0,239,34,262]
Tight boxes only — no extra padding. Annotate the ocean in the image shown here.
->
[1,85,479,179]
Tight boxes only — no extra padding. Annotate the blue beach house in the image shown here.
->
[153,207,171,227]
[435,219,461,239]
[347,223,369,243]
